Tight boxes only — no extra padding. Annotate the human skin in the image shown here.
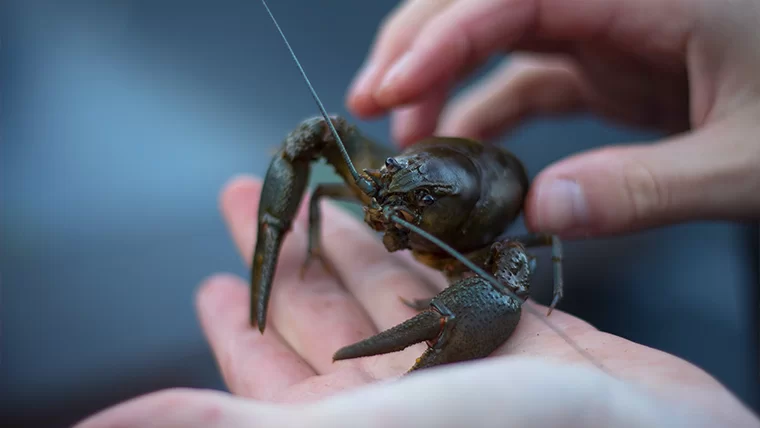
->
[74,176,759,427]
[76,0,760,425]
[345,0,760,239]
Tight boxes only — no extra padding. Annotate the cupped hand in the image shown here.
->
[75,176,758,427]
[346,0,760,238]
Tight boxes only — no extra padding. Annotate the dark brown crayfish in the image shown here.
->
[251,0,583,374]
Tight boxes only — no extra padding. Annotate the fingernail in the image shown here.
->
[378,51,412,93]
[537,179,589,231]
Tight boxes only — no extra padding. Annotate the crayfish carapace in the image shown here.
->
[251,0,588,374]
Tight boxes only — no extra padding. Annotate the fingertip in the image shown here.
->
[346,92,386,118]
[196,273,247,315]
[370,5,477,110]
[219,175,262,218]
[525,172,592,237]
[196,274,250,342]
[373,51,449,110]
[390,89,447,147]
[525,144,671,237]
[346,62,390,118]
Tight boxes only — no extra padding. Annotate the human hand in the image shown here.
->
[346,0,760,238]
[75,176,758,427]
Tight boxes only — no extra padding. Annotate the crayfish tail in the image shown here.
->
[333,310,442,361]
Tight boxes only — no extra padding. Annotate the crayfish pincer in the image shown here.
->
[333,240,532,371]
[253,0,567,374]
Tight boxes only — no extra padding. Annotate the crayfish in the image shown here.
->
[251,0,579,374]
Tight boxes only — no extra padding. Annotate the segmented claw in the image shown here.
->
[333,241,531,373]
[250,116,393,333]
[251,150,309,332]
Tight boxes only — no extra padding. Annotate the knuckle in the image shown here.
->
[621,158,669,224]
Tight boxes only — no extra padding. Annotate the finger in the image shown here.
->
[299,358,716,428]
[436,54,587,142]
[390,59,490,147]
[390,85,449,147]
[196,274,315,400]
[220,176,379,375]
[347,0,455,118]
[524,109,760,236]
[362,0,693,112]
[74,388,291,428]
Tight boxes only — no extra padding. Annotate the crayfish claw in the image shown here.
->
[335,272,525,373]
[251,215,285,333]
[404,277,522,373]
[398,296,433,311]
[333,310,442,361]
[251,149,310,333]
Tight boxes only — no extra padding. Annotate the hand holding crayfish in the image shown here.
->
[76,176,756,427]
[348,0,760,238]
[75,0,760,426]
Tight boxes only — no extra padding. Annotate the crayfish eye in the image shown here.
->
[385,157,401,171]
[415,189,435,206]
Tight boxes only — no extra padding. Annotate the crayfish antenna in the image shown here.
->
[334,310,441,361]
[259,0,377,197]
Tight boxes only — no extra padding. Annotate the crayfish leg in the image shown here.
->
[497,232,564,315]
[300,183,359,279]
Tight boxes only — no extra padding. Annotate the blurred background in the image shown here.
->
[1,1,758,426]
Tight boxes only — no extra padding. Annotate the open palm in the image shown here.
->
[76,175,757,427]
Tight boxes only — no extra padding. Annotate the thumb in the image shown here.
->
[525,114,760,237]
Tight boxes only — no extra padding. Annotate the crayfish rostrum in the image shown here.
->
[252,0,565,373]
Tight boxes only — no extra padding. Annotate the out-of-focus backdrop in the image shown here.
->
[1,1,758,427]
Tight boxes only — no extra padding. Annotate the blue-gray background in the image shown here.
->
[1,1,758,427]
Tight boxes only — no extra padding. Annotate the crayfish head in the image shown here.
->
[363,149,481,254]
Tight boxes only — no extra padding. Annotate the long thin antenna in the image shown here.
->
[390,215,608,373]
[260,0,375,196]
